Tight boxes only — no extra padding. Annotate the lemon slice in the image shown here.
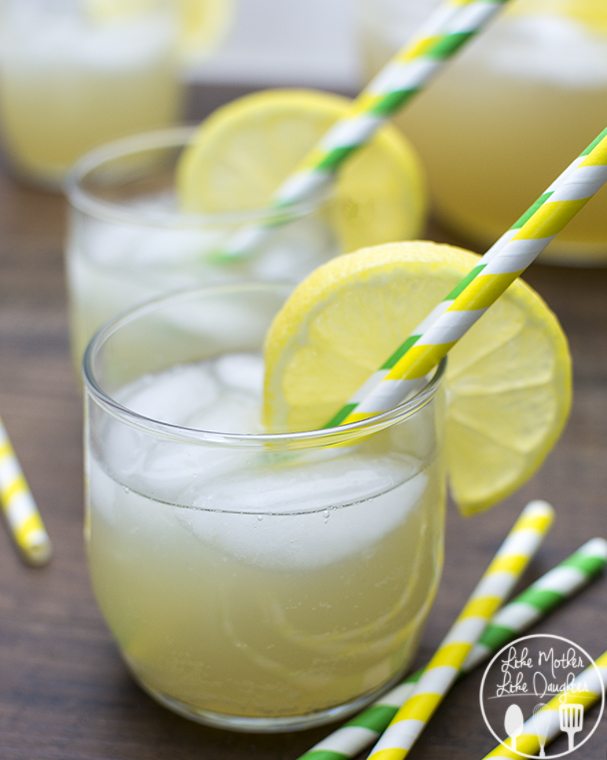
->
[263,241,572,515]
[176,89,427,252]
[85,0,233,61]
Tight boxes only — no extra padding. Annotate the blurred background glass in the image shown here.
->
[0,0,233,187]
[65,128,340,364]
[357,0,607,265]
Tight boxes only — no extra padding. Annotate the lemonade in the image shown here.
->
[357,0,607,264]
[84,284,445,729]
[0,0,182,186]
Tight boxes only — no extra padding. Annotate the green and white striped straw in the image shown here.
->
[217,0,510,260]
[298,536,607,760]
[325,127,607,427]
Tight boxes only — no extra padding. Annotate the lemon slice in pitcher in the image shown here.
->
[263,241,572,515]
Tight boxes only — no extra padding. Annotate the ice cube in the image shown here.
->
[177,450,428,569]
[100,364,218,483]
[118,363,218,425]
[116,364,261,502]
[213,353,264,397]
[138,441,254,504]
[187,388,262,434]
[83,219,221,273]
[250,218,335,281]
[100,361,432,571]
[87,455,122,525]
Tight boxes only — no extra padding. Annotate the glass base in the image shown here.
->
[135,669,407,733]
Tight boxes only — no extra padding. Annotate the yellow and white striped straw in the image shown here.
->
[299,538,606,760]
[218,0,510,260]
[367,500,554,760]
[0,417,52,565]
[482,650,607,758]
[327,127,607,427]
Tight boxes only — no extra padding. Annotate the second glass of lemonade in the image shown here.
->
[66,128,340,364]
[83,284,446,730]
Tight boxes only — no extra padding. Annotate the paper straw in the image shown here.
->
[299,535,606,760]
[364,500,553,760]
[465,537,607,668]
[326,127,607,427]
[0,417,52,565]
[481,651,607,758]
[215,0,510,261]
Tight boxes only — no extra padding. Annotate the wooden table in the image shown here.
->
[1,85,606,760]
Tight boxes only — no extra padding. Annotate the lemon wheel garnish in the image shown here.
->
[263,241,572,515]
[176,89,427,252]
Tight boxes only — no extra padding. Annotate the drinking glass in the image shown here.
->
[83,283,446,731]
[66,128,340,364]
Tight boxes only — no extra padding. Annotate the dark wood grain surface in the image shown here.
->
[0,85,606,760]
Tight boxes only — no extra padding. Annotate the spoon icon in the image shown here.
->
[504,704,525,753]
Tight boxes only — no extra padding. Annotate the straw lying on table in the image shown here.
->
[481,651,607,759]
[465,537,607,668]
[363,501,553,760]
[216,0,510,261]
[0,417,51,566]
[299,535,607,760]
[326,126,607,427]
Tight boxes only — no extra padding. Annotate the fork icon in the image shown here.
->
[559,702,584,751]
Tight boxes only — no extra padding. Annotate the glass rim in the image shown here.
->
[65,126,333,229]
[82,282,446,448]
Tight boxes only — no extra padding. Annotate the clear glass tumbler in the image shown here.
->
[357,0,607,265]
[0,0,183,187]
[83,283,446,731]
[66,128,340,365]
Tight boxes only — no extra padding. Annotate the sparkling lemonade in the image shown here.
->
[84,284,446,729]
[87,355,443,721]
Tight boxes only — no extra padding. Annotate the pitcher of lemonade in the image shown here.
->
[357,0,607,265]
